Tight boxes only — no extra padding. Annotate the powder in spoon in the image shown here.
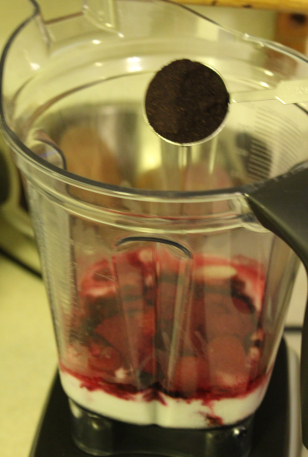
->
[145,59,229,144]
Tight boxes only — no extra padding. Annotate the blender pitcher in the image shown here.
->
[1,0,308,456]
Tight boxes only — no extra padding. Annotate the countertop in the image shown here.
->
[0,252,57,457]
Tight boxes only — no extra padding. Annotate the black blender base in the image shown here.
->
[69,400,253,457]
[29,338,300,457]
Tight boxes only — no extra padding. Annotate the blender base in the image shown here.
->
[29,338,301,457]
[69,399,253,457]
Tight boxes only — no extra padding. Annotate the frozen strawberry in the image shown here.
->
[88,343,122,373]
[114,247,154,290]
[63,343,88,374]
[208,335,249,393]
[116,270,143,291]
[131,306,156,338]
[155,248,190,327]
[208,335,246,366]
[184,292,252,349]
[209,295,256,342]
[238,312,257,341]
[193,255,265,314]
[205,309,244,341]
[190,329,208,354]
[156,245,184,276]
[194,263,237,286]
[135,246,155,265]
[81,283,117,308]
[113,250,155,310]
[116,270,146,312]
[95,314,128,357]
[232,296,254,314]
[188,294,206,322]
[94,307,156,375]
[207,293,233,310]
[144,270,155,288]
[182,295,221,353]
[157,287,206,357]
[156,282,178,322]
[193,256,237,294]
[117,246,152,267]
[68,299,92,332]
[69,249,266,401]
[121,296,146,313]
[128,307,156,374]
[172,356,210,394]
[80,259,113,285]
[194,254,230,269]
[179,327,202,356]
[80,259,116,301]
[179,304,207,355]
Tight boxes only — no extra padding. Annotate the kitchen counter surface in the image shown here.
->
[0,253,57,457]
[0,249,307,457]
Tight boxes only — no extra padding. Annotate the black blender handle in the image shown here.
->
[245,165,308,448]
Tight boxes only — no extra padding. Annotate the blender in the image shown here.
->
[0,0,307,455]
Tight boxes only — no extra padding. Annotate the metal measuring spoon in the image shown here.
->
[145,59,308,148]
[231,78,308,105]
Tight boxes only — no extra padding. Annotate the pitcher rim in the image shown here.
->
[1,0,308,202]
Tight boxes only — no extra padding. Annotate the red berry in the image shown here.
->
[113,251,154,312]
[64,343,88,373]
[88,344,122,373]
[206,310,243,341]
[208,335,248,393]
[127,307,154,336]
[74,249,265,396]
[95,314,128,357]
[94,308,156,375]
[172,356,210,394]
[156,282,177,322]
[156,245,182,275]
[79,260,117,306]
[232,297,252,314]
[129,308,156,374]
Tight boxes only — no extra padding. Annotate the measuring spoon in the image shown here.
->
[231,79,308,105]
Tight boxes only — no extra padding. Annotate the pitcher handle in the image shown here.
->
[245,164,308,448]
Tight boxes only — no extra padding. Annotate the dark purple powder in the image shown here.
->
[145,59,229,144]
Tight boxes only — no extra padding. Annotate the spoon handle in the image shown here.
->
[231,79,308,105]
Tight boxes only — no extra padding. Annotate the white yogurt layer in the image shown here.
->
[60,370,270,428]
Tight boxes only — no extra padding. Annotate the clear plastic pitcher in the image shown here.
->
[2,1,308,456]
